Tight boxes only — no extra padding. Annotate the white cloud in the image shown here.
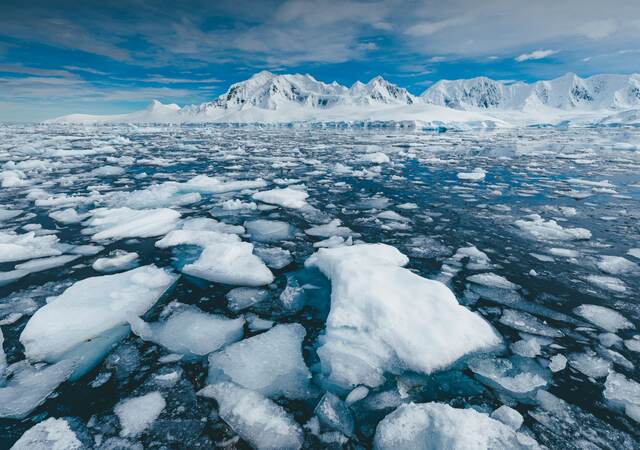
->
[515,49,558,62]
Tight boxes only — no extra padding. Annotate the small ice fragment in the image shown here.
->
[198,382,304,450]
[11,417,83,450]
[548,354,567,372]
[92,250,139,273]
[115,391,166,437]
[314,392,355,436]
[467,273,519,290]
[457,167,486,181]
[491,405,524,430]
[597,256,638,275]
[252,187,309,209]
[345,386,369,405]
[226,287,270,312]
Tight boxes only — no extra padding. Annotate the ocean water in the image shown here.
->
[0,124,639,449]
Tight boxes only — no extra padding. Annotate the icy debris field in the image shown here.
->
[0,124,639,449]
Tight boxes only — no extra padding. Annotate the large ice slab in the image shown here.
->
[252,187,309,209]
[374,402,539,449]
[20,265,178,363]
[198,381,304,450]
[207,323,312,399]
[305,244,501,389]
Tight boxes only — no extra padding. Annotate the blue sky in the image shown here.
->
[1,0,640,121]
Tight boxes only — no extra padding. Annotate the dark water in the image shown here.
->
[0,124,639,449]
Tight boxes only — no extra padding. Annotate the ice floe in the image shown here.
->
[305,243,501,389]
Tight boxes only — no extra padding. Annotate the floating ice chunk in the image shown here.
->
[155,228,240,248]
[182,242,274,286]
[20,265,178,363]
[207,323,312,399]
[0,231,63,263]
[374,402,539,450]
[84,207,180,241]
[0,208,22,222]
[222,199,258,210]
[500,309,563,338]
[625,337,640,352]
[252,187,309,209]
[604,371,640,423]
[469,356,549,398]
[0,169,28,187]
[467,273,519,290]
[597,256,638,275]
[0,270,29,287]
[15,255,80,274]
[491,405,524,430]
[180,217,245,235]
[547,247,580,258]
[360,152,390,164]
[397,202,418,210]
[313,236,348,248]
[90,165,125,177]
[457,167,487,181]
[115,391,166,437]
[245,219,295,242]
[586,275,626,293]
[548,354,567,372]
[515,214,591,241]
[49,208,87,224]
[129,305,244,356]
[314,392,355,436]
[198,382,304,450]
[253,247,293,269]
[511,338,541,358]
[628,248,640,259]
[246,314,274,332]
[377,210,409,222]
[226,287,270,312]
[93,251,139,272]
[305,219,353,238]
[345,385,369,405]
[0,359,75,419]
[11,417,83,450]
[573,304,633,332]
[568,352,611,378]
[305,244,501,389]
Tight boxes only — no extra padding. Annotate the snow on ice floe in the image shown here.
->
[92,250,139,272]
[10,418,84,450]
[207,323,312,399]
[252,186,309,209]
[198,381,304,450]
[305,243,501,389]
[20,265,177,368]
[114,391,166,437]
[156,224,274,285]
[514,214,591,241]
[0,231,64,263]
[129,304,244,356]
[83,207,181,241]
[107,175,267,209]
[373,402,539,450]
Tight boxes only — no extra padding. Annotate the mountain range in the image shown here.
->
[51,71,640,128]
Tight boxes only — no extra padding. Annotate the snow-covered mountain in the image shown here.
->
[49,71,640,128]
[50,71,502,129]
[421,73,640,111]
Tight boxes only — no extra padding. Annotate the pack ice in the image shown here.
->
[305,243,501,388]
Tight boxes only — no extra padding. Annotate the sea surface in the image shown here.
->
[0,124,639,449]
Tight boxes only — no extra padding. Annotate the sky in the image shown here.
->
[1,0,640,121]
